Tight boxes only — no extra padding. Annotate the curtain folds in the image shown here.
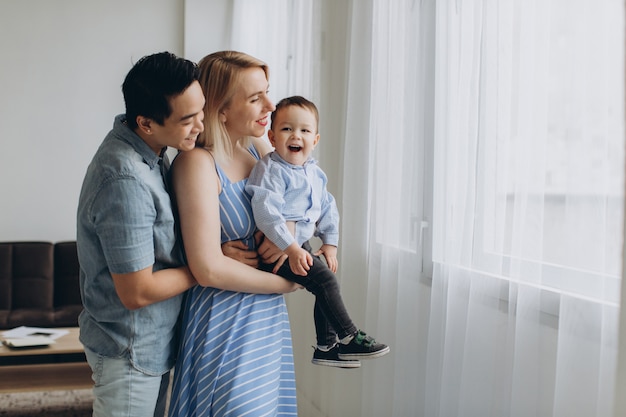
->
[230,0,320,103]
[339,0,435,415]
[427,0,625,416]
[340,0,624,416]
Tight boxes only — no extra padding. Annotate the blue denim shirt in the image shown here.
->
[76,114,185,376]
[246,151,340,251]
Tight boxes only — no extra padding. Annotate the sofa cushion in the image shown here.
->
[0,242,55,328]
[0,244,12,328]
[0,241,82,330]
[53,241,82,327]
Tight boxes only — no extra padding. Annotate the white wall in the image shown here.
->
[0,0,184,242]
[183,0,232,62]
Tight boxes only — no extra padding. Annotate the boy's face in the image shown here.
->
[268,105,320,166]
[141,80,206,154]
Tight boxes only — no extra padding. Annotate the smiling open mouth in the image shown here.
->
[288,145,302,152]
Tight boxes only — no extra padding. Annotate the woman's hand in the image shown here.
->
[222,240,259,268]
[256,231,288,273]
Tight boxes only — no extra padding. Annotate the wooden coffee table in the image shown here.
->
[0,327,92,393]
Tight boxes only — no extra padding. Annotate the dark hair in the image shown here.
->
[271,95,319,132]
[122,51,199,129]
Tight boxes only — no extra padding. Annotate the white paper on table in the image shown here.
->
[1,326,69,340]
[3,336,56,348]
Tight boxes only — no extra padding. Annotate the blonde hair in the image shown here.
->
[196,51,270,163]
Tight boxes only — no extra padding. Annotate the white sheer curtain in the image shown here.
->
[184,0,319,103]
[360,0,433,414]
[426,1,624,416]
[336,0,435,415]
[339,0,625,416]
[229,0,320,103]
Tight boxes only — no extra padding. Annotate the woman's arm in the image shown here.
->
[172,147,298,294]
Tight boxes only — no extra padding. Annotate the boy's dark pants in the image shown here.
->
[261,242,358,347]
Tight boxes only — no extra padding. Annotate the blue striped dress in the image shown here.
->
[168,147,298,417]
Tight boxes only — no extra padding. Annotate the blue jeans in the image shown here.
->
[262,242,358,347]
[85,347,169,417]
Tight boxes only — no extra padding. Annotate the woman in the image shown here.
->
[168,51,299,416]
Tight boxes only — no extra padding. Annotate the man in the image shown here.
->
[76,51,204,417]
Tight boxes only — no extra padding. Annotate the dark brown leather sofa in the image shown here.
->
[0,241,82,330]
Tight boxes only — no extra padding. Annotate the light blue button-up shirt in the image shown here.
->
[246,151,340,251]
[76,114,184,376]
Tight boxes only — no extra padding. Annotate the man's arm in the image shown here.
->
[92,177,198,310]
[112,266,196,310]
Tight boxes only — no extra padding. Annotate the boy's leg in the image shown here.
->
[272,251,358,341]
[298,244,390,361]
[85,347,163,417]
[267,243,389,364]
[313,300,338,347]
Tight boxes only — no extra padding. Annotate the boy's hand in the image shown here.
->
[315,244,338,273]
[286,244,313,276]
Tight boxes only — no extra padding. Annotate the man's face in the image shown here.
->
[144,80,205,154]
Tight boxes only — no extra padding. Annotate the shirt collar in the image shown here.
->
[113,114,163,169]
[269,151,316,168]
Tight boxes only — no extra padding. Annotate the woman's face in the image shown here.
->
[222,67,275,141]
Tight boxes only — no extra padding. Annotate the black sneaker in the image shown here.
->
[337,330,390,360]
[311,345,361,368]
